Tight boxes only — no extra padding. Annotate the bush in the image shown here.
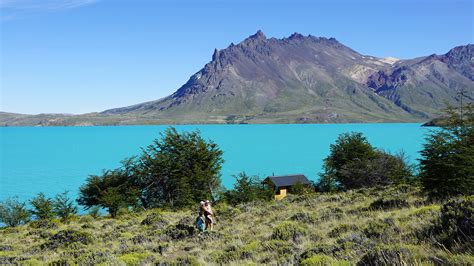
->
[118,252,151,265]
[318,132,413,191]
[0,197,30,227]
[433,196,473,252]
[78,170,140,218]
[222,172,273,205]
[363,218,399,241]
[52,191,78,222]
[42,229,93,249]
[29,193,55,220]
[289,212,316,224]
[271,221,306,242]
[419,105,474,198]
[141,212,169,229]
[29,219,59,229]
[368,197,409,210]
[165,223,197,240]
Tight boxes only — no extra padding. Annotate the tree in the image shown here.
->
[0,197,30,227]
[223,172,272,205]
[53,191,78,221]
[132,127,224,208]
[78,169,139,217]
[79,127,225,211]
[419,104,474,198]
[318,132,413,191]
[30,193,54,220]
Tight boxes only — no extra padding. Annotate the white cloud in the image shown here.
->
[0,0,98,20]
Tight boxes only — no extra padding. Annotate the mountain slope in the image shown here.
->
[103,31,420,123]
[2,32,473,126]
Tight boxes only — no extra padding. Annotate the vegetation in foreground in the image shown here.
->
[0,185,473,265]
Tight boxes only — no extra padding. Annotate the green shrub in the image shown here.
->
[289,212,316,224]
[363,218,399,240]
[419,105,474,198]
[222,172,273,205]
[118,252,152,265]
[29,193,55,220]
[52,191,78,222]
[28,219,59,229]
[433,196,473,252]
[41,229,93,249]
[165,223,197,240]
[298,244,336,262]
[271,221,307,242]
[141,212,169,229]
[318,132,413,191]
[328,224,359,238]
[368,197,409,210]
[0,197,30,227]
[213,202,241,221]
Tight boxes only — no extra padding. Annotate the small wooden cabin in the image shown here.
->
[263,174,311,200]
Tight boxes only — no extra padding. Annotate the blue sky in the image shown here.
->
[1,0,473,114]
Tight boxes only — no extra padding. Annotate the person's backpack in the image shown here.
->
[196,216,205,232]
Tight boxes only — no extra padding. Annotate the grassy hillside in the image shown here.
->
[1,185,472,265]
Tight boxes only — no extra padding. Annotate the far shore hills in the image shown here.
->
[2,31,472,127]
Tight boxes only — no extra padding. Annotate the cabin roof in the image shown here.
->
[263,174,311,187]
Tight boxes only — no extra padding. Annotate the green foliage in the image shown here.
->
[0,197,30,227]
[419,105,474,198]
[77,167,139,217]
[52,191,78,222]
[29,193,54,220]
[118,252,151,265]
[78,169,139,217]
[135,127,224,208]
[78,128,224,211]
[222,172,272,205]
[368,197,409,210]
[432,196,473,252]
[42,229,93,249]
[271,221,306,242]
[300,255,350,266]
[318,132,413,191]
[289,181,312,195]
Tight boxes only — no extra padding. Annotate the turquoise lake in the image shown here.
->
[0,124,431,204]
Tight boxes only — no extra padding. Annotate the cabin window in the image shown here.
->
[275,188,281,195]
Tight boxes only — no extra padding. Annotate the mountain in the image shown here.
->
[2,32,473,126]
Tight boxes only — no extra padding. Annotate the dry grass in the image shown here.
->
[0,185,472,265]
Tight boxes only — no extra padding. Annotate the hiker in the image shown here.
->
[199,200,214,231]
[195,212,206,233]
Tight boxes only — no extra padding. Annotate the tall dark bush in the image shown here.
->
[419,105,474,198]
[318,132,413,191]
[30,192,55,220]
[53,191,78,221]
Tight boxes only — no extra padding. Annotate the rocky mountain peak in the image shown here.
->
[249,30,266,40]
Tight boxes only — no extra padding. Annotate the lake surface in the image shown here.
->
[0,123,431,204]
